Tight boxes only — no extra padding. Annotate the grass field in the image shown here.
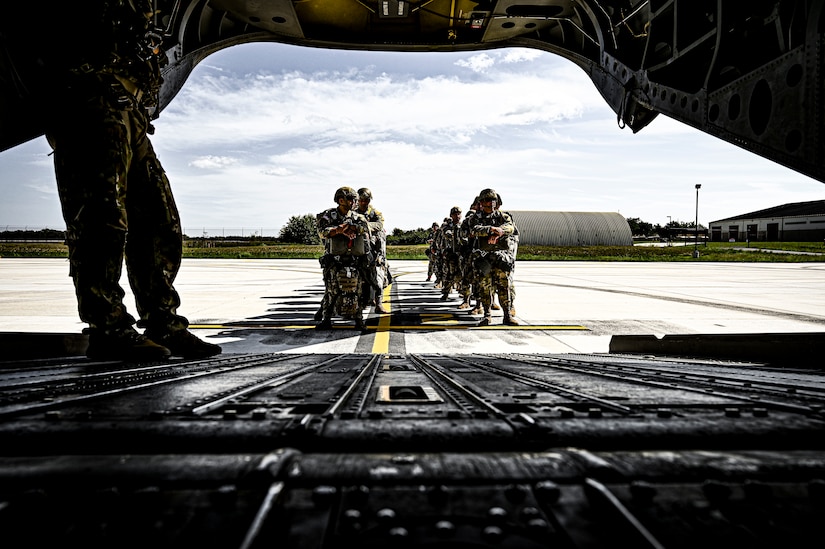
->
[1,241,823,261]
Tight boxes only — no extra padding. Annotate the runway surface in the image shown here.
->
[1,258,824,357]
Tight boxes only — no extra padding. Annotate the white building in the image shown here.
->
[709,200,825,242]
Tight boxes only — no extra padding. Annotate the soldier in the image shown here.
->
[39,1,220,360]
[434,217,450,289]
[496,192,519,318]
[469,188,518,326]
[426,222,439,282]
[439,207,464,301]
[315,186,371,330]
[356,188,390,314]
[458,197,481,311]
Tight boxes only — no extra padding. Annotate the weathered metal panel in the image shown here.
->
[509,211,633,246]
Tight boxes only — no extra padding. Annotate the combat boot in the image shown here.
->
[375,296,388,314]
[86,327,171,361]
[315,317,333,330]
[503,312,519,326]
[145,328,222,359]
[478,314,492,327]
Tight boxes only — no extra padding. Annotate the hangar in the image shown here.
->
[508,211,632,247]
[709,200,825,242]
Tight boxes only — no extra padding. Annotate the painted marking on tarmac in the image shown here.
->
[371,284,393,355]
[420,313,460,325]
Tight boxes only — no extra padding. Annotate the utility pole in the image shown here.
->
[693,184,701,258]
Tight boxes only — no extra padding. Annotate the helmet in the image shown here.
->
[357,187,373,201]
[450,206,462,215]
[334,186,358,202]
[478,188,498,201]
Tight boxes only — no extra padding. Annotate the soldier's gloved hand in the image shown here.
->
[341,224,358,239]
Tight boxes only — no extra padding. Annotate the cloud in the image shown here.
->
[454,53,497,72]
[189,155,238,169]
[501,49,544,63]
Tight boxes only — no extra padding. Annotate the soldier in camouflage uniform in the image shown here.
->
[458,197,480,310]
[39,1,220,360]
[438,207,464,301]
[356,188,390,314]
[496,192,519,318]
[425,222,440,282]
[469,188,518,326]
[315,187,371,330]
[429,222,444,286]
[434,217,451,288]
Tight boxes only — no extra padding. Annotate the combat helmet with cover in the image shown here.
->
[478,188,498,202]
[334,186,358,203]
[357,188,373,201]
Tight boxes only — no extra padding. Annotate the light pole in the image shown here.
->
[693,184,701,258]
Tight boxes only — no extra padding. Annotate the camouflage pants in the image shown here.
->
[475,268,512,315]
[46,93,188,335]
[320,256,367,320]
[458,253,474,301]
[441,251,463,295]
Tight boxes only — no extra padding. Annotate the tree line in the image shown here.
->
[2,215,699,245]
[276,214,433,245]
[625,217,706,238]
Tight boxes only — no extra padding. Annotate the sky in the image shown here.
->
[1,42,823,237]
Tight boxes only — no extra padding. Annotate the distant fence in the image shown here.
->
[0,227,284,240]
[182,228,283,239]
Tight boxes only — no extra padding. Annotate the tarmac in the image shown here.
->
[1,258,824,359]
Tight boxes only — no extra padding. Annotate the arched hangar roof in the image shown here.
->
[507,211,632,246]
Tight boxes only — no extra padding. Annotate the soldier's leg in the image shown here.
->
[375,268,388,313]
[441,258,452,300]
[51,105,132,330]
[316,263,335,329]
[126,137,186,332]
[354,276,366,331]
[470,269,483,315]
[508,270,517,317]
[495,270,517,325]
[127,113,219,358]
[457,256,472,308]
[476,276,493,326]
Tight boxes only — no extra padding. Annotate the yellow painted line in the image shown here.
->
[371,284,393,354]
[420,313,460,325]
